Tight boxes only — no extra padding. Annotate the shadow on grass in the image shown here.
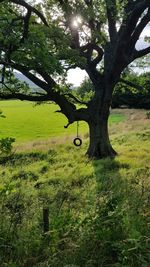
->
[0,153,149,267]
[75,158,150,267]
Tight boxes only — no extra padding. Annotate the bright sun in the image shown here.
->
[72,16,82,28]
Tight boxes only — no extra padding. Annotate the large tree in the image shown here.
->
[0,0,150,158]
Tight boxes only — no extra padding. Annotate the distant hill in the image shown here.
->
[14,72,39,88]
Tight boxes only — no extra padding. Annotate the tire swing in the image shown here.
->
[73,121,82,147]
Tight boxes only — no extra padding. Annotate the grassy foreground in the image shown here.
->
[0,100,124,142]
[0,109,150,267]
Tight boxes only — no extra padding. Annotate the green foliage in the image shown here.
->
[0,137,15,156]
[0,68,30,95]
[76,78,94,101]
[112,71,150,109]
[0,110,15,156]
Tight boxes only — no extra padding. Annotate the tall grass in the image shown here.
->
[0,110,150,267]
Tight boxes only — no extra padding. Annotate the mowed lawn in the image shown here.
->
[0,100,124,142]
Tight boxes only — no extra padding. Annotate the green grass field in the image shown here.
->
[0,100,124,143]
[0,106,150,266]
[0,109,150,267]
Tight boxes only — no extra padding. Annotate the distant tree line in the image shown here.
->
[76,71,150,110]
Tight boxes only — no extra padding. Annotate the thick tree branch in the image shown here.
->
[64,93,89,106]
[92,48,104,67]
[0,92,50,101]
[69,26,80,49]
[7,0,49,26]
[119,0,149,40]
[11,64,52,93]
[105,0,117,43]
[58,0,80,48]
[84,0,93,7]
[128,8,150,52]
[21,9,32,42]
[58,0,102,64]
[35,68,57,87]
[84,0,102,46]
[0,63,89,124]
[49,91,89,123]
[107,1,150,80]
[0,58,89,123]
[133,46,150,60]
[0,61,55,93]
[80,43,104,66]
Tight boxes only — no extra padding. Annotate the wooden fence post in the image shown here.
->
[43,207,49,233]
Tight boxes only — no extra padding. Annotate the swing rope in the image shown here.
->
[73,121,82,147]
[77,121,79,138]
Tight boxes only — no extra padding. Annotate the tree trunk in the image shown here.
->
[86,103,117,159]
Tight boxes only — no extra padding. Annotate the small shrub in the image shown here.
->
[0,137,15,156]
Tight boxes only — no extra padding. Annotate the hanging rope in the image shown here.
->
[73,121,82,147]
[77,121,79,137]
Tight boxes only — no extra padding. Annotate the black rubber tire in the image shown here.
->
[73,137,82,147]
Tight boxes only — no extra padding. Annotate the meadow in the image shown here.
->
[0,100,124,143]
[0,103,150,267]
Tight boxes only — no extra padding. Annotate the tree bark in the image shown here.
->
[87,117,117,159]
[86,96,117,159]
